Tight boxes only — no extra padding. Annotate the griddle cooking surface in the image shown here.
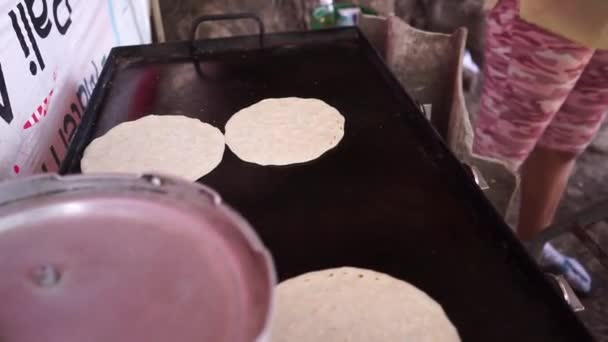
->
[62,29,592,341]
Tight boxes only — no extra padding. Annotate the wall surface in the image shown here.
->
[0,0,151,180]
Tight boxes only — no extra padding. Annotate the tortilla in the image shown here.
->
[272,267,461,342]
[225,98,345,166]
[81,115,225,181]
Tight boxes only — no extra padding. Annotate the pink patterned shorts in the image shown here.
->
[473,0,608,168]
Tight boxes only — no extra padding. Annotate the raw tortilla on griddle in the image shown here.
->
[81,115,225,181]
[272,267,461,342]
[224,98,345,166]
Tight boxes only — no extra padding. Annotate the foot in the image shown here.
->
[541,243,592,294]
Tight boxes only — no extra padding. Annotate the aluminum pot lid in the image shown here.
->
[0,173,275,342]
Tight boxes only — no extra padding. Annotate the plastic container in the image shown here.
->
[311,0,336,29]
[0,173,275,342]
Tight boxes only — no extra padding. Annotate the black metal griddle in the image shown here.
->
[60,24,593,341]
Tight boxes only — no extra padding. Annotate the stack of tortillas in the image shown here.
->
[225,98,345,166]
[272,267,461,342]
[81,115,225,181]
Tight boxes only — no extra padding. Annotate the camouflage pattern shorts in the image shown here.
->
[473,0,608,168]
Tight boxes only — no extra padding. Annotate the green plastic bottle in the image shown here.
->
[311,0,336,30]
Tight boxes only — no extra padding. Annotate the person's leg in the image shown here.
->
[475,0,595,236]
[473,0,597,293]
[519,50,608,293]
[518,147,576,240]
[521,49,608,239]
[474,0,520,168]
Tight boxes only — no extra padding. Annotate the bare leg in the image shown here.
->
[518,146,577,241]
[519,147,593,294]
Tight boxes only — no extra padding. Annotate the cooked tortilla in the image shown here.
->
[81,115,225,181]
[272,267,461,342]
[225,98,345,166]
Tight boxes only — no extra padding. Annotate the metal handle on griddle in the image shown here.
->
[525,200,608,312]
[190,13,265,48]
[546,274,585,312]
